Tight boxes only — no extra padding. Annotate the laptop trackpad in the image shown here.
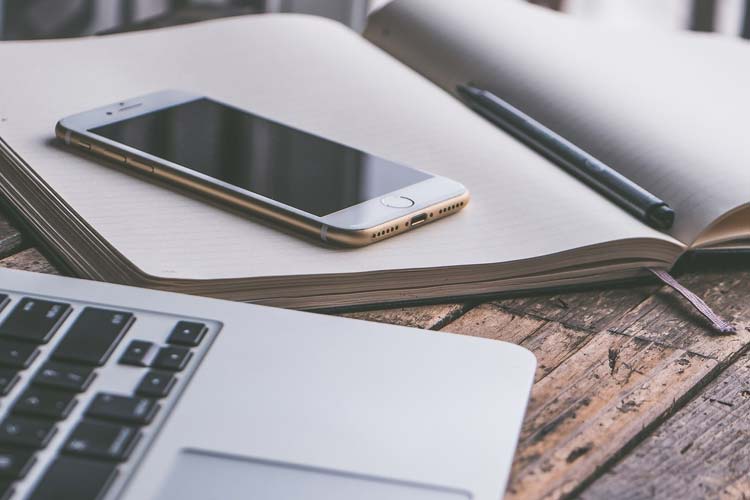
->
[157,449,470,500]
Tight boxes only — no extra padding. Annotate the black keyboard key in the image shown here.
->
[13,387,77,420]
[0,448,36,479]
[153,346,192,372]
[136,371,176,398]
[87,393,158,426]
[167,321,207,347]
[52,308,134,366]
[63,420,140,461]
[28,457,117,500]
[119,340,156,367]
[0,416,56,448]
[0,369,19,396]
[0,340,38,369]
[33,362,95,392]
[0,298,71,344]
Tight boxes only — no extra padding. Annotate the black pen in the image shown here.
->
[456,83,675,231]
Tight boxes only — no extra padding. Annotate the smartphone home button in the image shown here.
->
[381,196,414,208]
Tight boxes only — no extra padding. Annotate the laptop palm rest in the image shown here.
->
[157,449,471,500]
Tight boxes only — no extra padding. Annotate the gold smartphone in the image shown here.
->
[56,90,469,247]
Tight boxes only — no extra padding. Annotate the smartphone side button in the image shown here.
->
[92,145,126,164]
[126,157,154,174]
[74,139,91,150]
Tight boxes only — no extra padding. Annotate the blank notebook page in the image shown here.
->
[367,0,750,246]
[0,15,674,281]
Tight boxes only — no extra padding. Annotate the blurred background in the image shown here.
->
[0,0,748,40]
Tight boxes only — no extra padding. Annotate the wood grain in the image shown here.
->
[0,248,60,274]
[510,332,717,499]
[442,269,750,499]
[492,283,658,332]
[584,347,750,499]
[445,304,591,382]
[0,213,24,259]
[607,270,750,357]
[510,269,750,499]
[342,302,471,330]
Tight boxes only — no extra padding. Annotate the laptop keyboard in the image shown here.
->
[0,291,220,500]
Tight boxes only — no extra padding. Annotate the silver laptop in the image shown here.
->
[0,268,535,500]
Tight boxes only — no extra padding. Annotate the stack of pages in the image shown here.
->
[0,0,747,309]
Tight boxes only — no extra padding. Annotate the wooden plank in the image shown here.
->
[503,269,750,499]
[445,304,592,381]
[0,214,24,259]
[519,321,594,382]
[607,270,750,357]
[431,269,750,499]
[445,280,660,383]
[583,348,750,499]
[441,302,545,342]
[492,283,657,332]
[508,332,717,499]
[341,302,471,330]
[0,248,59,274]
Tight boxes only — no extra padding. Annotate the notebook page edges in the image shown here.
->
[366,0,750,247]
[0,14,680,283]
[691,204,750,249]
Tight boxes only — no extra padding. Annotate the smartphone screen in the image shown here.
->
[88,98,431,217]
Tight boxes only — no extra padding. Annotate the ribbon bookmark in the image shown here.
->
[649,268,736,334]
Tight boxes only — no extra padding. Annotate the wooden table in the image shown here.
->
[0,208,747,499]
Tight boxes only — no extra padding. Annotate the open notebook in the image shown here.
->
[0,0,747,310]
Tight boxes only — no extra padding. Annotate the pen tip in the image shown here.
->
[456,83,480,99]
[647,204,675,231]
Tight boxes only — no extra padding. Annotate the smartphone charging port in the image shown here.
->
[410,213,428,227]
